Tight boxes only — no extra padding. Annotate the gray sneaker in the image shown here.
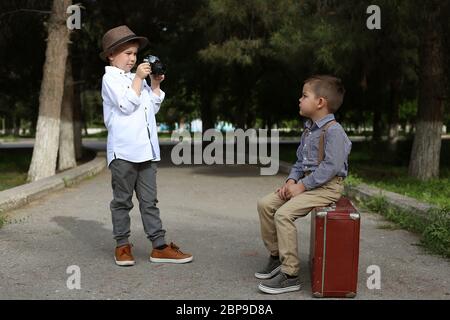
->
[258,272,301,294]
[254,257,282,279]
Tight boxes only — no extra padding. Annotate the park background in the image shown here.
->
[0,0,449,259]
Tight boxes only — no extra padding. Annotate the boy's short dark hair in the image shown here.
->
[304,75,345,113]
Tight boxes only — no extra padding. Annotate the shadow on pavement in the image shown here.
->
[51,216,113,256]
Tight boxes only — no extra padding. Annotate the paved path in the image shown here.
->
[0,158,449,300]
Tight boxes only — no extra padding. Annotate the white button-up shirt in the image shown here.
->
[101,66,165,166]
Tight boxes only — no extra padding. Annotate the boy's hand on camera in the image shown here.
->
[136,62,151,79]
[277,179,296,200]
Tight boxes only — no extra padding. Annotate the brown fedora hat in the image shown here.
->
[99,25,149,61]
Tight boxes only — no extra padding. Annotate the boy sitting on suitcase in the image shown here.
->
[256,75,352,294]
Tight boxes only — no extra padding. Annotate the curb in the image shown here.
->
[0,153,107,215]
[343,184,436,221]
[278,160,435,220]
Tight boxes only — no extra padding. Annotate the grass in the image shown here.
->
[421,208,450,258]
[0,215,30,230]
[363,196,425,233]
[347,168,450,208]
[0,135,19,142]
[0,172,28,191]
[359,195,450,258]
[0,148,96,191]
[0,149,31,191]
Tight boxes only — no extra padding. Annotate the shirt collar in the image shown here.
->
[316,114,336,128]
[304,114,335,130]
[105,66,133,78]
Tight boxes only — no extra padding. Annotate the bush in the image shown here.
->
[421,207,450,258]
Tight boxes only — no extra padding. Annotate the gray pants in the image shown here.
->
[109,159,166,248]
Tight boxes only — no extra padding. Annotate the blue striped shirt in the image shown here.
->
[287,114,352,190]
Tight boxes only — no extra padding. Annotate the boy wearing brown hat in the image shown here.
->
[100,25,193,266]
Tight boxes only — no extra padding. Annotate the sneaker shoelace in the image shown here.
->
[169,242,183,254]
[118,244,133,258]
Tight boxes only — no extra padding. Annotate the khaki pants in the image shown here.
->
[257,176,344,276]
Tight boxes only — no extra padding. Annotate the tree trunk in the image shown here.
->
[246,111,255,130]
[372,107,382,142]
[13,115,20,136]
[200,94,215,134]
[236,102,247,129]
[388,79,401,152]
[199,64,217,136]
[27,0,71,182]
[73,80,83,160]
[71,54,83,160]
[4,114,13,136]
[58,58,77,171]
[266,116,273,130]
[408,1,445,180]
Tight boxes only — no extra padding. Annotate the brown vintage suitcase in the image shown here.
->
[309,197,360,298]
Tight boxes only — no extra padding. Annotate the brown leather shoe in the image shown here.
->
[114,244,135,266]
[149,242,193,264]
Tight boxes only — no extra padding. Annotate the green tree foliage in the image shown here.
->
[1,0,449,175]
[0,0,51,135]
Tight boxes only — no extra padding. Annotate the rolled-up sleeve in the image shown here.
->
[300,127,347,190]
[150,89,165,114]
[102,75,141,115]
